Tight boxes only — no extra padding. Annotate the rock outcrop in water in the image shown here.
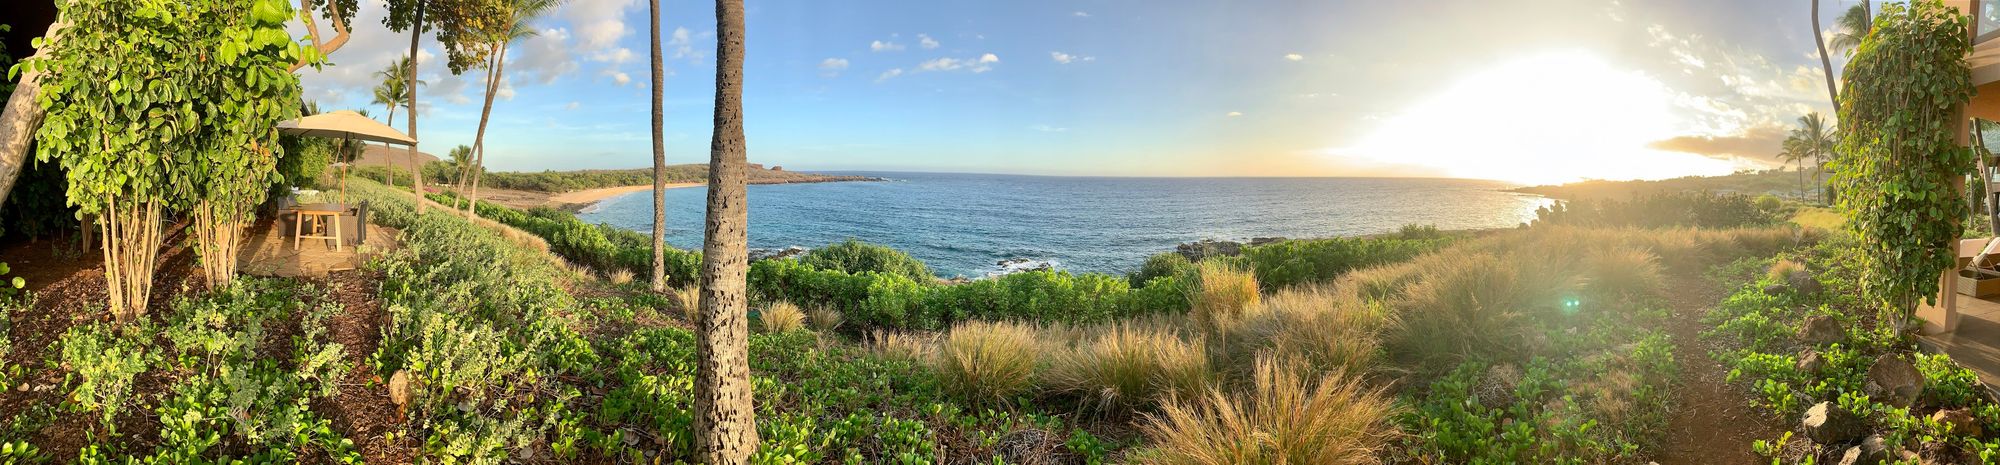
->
[1175,237,1288,262]
[750,246,809,262]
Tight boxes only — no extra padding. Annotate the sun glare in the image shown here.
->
[1328,51,1742,185]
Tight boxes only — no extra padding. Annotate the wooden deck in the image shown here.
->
[1919,293,2000,388]
[235,215,398,278]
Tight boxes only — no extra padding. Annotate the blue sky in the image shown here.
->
[297,0,1857,183]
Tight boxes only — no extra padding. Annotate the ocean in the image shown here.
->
[577,172,1554,278]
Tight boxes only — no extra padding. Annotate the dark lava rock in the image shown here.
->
[1864,354,1924,408]
[1797,315,1844,346]
[1787,270,1824,294]
[1176,239,1243,262]
[1802,401,1864,444]
[749,246,809,262]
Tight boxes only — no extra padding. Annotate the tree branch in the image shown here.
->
[290,0,351,72]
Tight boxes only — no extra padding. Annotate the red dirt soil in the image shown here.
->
[1653,274,1788,464]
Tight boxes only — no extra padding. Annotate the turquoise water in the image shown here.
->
[578,172,1552,278]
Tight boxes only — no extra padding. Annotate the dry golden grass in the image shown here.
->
[761,301,806,333]
[1190,262,1260,331]
[1044,323,1212,413]
[607,268,635,285]
[936,320,1043,405]
[867,330,935,362]
[808,306,844,333]
[674,285,701,322]
[1767,259,1806,282]
[1582,246,1664,299]
[1389,251,1575,364]
[1226,285,1393,377]
[1136,356,1398,465]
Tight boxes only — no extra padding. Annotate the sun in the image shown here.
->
[1327,51,1742,185]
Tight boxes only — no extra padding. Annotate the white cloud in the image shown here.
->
[1284,53,1304,62]
[871,40,905,52]
[565,101,581,110]
[562,0,638,54]
[1050,51,1093,64]
[668,27,703,61]
[1073,11,1090,17]
[915,53,999,73]
[1226,111,1244,117]
[875,68,905,82]
[918,34,940,49]
[819,58,849,77]
[512,28,579,85]
[612,72,631,85]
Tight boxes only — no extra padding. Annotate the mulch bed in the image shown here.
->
[0,224,414,463]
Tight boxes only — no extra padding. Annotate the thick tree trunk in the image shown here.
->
[1813,0,1839,109]
[464,43,506,217]
[406,2,427,211]
[694,0,755,461]
[0,19,67,210]
[650,0,668,292]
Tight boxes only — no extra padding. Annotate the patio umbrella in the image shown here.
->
[276,110,418,203]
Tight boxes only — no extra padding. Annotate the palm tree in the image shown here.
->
[1830,2,1872,56]
[1810,0,1840,112]
[649,0,669,292]
[460,0,564,216]
[1780,134,1810,200]
[1795,112,1835,202]
[694,0,756,461]
[371,58,424,131]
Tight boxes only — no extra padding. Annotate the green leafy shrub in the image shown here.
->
[59,322,156,429]
[1531,192,1777,229]
[802,239,935,282]
[1130,252,1193,288]
[1242,236,1447,289]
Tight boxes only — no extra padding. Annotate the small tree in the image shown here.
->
[1829,0,1973,325]
[180,0,315,286]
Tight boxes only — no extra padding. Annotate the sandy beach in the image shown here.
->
[471,183,701,211]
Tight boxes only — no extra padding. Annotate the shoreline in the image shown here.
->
[547,183,702,211]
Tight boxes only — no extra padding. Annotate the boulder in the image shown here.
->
[1764,282,1789,295]
[1249,237,1287,247]
[1787,270,1824,294]
[1931,408,1983,436]
[388,370,412,418]
[1797,315,1844,346]
[1797,349,1826,374]
[1864,354,1924,408]
[1802,401,1864,444]
[749,246,809,262]
[1853,435,1890,464]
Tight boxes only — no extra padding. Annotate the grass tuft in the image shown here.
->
[607,268,635,285]
[1136,356,1397,465]
[1583,246,1664,299]
[1045,323,1212,413]
[673,285,701,322]
[1189,261,1260,330]
[808,306,844,333]
[760,301,806,333]
[935,320,1043,406]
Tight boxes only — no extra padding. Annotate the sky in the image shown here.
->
[294,0,1856,185]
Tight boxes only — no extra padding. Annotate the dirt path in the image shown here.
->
[1653,275,1787,464]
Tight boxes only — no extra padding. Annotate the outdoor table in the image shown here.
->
[289,203,349,251]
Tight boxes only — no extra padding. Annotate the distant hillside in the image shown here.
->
[1511,169,1819,200]
[477,164,877,193]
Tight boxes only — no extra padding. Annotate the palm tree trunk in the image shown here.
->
[694,0,756,461]
[464,43,506,217]
[406,1,427,211]
[0,19,67,211]
[1813,0,1839,109]
[650,0,669,292]
[1798,160,1806,199]
[462,41,504,216]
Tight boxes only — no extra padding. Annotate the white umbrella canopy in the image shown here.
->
[276,110,417,146]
